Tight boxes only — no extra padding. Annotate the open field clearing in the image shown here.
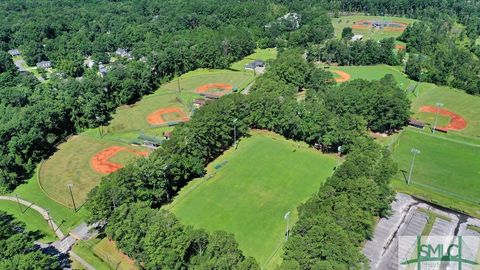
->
[168,131,337,268]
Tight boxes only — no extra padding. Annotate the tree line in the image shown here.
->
[86,50,409,268]
[401,20,480,95]
[0,211,61,269]
[308,36,403,66]
[0,0,338,192]
[279,138,396,269]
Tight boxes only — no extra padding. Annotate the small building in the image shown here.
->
[193,98,207,108]
[245,60,265,70]
[98,63,108,77]
[351,34,364,42]
[408,119,425,129]
[84,57,95,68]
[163,131,172,140]
[115,48,132,59]
[36,61,52,69]
[8,49,20,56]
[200,92,221,100]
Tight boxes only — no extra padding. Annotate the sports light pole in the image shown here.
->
[432,102,444,134]
[407,148,420,185]
[233,118,238,149]
[284,211,291,242]
[67,183,77,212]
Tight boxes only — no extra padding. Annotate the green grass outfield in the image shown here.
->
[410,83,480,138]
[167,131,338,268]
[39,134,149,208]
[327,64,412,88]
[390,128,480,217]
[162,68,254,93]
[332,15,416,41]
[0,200,57,243]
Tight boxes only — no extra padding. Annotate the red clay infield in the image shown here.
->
[331,70,351,83]
[147,107,189,125]
[352,20,407,32]
[195,83,233,96]
[419,106,467,131]
[91,146,149,174]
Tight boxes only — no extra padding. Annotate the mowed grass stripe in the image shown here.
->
[391,129,480,215]
[169,131,337,267]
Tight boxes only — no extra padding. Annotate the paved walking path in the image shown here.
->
[0,196,95,269]
[0,195,65,239]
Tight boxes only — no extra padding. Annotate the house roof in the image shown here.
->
[245,59,265,69]
[36,61,51,68]
[8,49,20,56]
[351,34,364,41]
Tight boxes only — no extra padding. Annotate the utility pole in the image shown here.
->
[432,102,444,134]
[95,116,102,137]
[67,184,77,212]
[46,208,53,230]
[284,211,291,242]
[408,148,421,184]
[233,118,238,149]
[15,194,23,214]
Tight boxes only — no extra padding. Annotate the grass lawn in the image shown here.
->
[229,48,277,71]
[162,69,255,93]
[332,15,416,41]
[167,130,337,268]
[102,92,188,138]
[39,134,148,208]
[390,128,480,217]
[93,238,137,270]
[327,64,412,88]
[8,168,87,233]
[411,83,480,138]
[0,200,57,243]
[72,237,137,270]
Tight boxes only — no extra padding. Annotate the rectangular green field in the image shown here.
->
[391,128,480,217]
[167,131,337,268]
[332,15,416,41]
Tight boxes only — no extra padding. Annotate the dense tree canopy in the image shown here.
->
[0,211,61,270]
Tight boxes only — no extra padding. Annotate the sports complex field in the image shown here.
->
[322,63,480,217]
[0,49,276,269]
[167,131,338,268]
[331,15,416,41]
[390,83,480,217]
